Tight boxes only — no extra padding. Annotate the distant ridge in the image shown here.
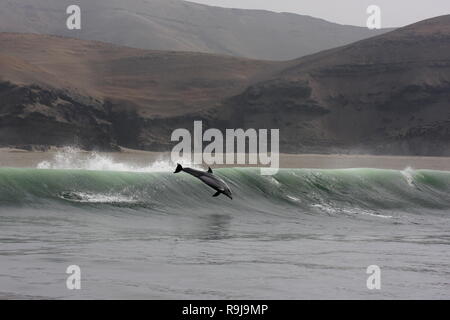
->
[0,0,390,60]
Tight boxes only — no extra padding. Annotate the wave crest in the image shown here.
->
[36,147,198,172]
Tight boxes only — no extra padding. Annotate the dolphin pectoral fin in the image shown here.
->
[174,164,183,173]
[213,191,221,197]
[208,167,213,173]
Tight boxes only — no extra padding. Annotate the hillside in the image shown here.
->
[0,0,389,61]
[0,15,449,155]
[223,15,450,155]
[0,33,276,150]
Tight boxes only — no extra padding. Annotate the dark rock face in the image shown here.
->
[1,77,448,155]
[230,80,329,115]
[223,79,450,156]
[0,82,119,151]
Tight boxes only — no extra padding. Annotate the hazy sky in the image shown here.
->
[188,0,450,27]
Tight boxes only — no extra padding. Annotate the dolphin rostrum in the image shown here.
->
[174,164,233,199]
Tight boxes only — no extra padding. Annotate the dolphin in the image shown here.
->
[174,164,233,199]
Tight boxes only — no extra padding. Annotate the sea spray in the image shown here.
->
[37,147,201,172]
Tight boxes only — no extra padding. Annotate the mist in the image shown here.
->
[188,0,450,27]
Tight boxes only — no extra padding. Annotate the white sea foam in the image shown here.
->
[311,203,337,215]
[60,191,138,203]
[37,147,199,172]
[286,195,301,203]
[312,203,392,218]
[346,208,393,219]
[401,166,415,187]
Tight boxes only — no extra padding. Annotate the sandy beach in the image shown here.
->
[0,147,449,171]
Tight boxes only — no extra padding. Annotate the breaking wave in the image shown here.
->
[1,153,449,220]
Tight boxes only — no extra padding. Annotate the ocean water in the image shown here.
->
[1,152,449,299]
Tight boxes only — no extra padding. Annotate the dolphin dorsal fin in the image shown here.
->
[208,167,213,173]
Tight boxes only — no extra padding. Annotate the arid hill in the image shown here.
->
[223,15,450,155]
[0,0,389,61]
[0,15,449,155]
[0,33,276,149]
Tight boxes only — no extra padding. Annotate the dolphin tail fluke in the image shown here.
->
[213,191,221,197]
[174,163,183,173]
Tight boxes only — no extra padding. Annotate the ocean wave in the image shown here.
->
[0,164,449,218]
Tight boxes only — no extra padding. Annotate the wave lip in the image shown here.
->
[36,147,200,173]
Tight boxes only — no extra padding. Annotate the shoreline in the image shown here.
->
[1,147,450,171]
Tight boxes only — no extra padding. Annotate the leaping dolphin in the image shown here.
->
[174,164,233,199]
